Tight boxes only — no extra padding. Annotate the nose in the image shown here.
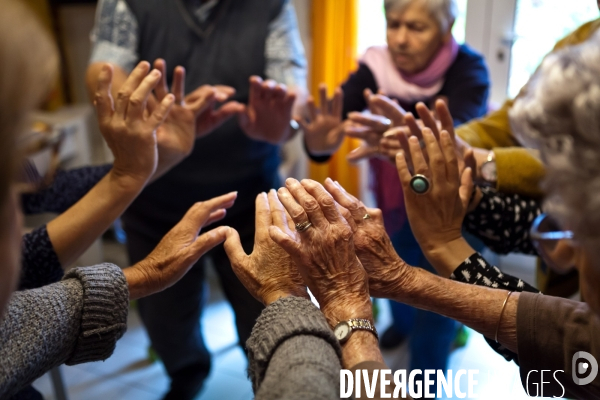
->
[394,26,409,48]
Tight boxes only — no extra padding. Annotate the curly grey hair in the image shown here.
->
[384,0,458,32]
[510,31,600,257]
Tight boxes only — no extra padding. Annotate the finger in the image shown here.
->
[421,128,445,184]
[323,177,368,224]
[346,144,379,163]
[363,88,374,112]
[277,187,311,230]
[181,192,238,234]
[170,66,185,105]
[213,85,236,100]
[395,151,413,192]
[205,209,227,227]
[148,93,175,130]
[348,112,391,132]
[369,95,406,126]
[285,178,328,229]
[261,79,276,102]
[306,96,318,121]
[273,84,287,103]
[268,189,294,232]
[464,148,477,172]
[223,227,249,266]
[408,135,430,177]
[415,102,441,139]
[440,130,459,184]
[268,225,301,258]
[127,69,162,120]
[153,59,169,101]
[93,64,115,129]
[319,83,328,115]
[435,99,455,138]
[255,192,272,232]
[459,167,474,210]
[404,113,424,141]
[300,179,342,224]
[332,87,343,118]
[336,202,357,232]
[115,61,151,116]
[186,87,216,115]
[190,226,230,260]
[248,76,263,106]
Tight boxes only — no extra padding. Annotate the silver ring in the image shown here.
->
[295,221,313,232]
[410,174,431,195]
[363,214,371,220]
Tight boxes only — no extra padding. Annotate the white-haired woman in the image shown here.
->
[301,0,490,373]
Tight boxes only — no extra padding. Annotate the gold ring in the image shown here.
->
[295,221,313,232]
[363,214,371,220]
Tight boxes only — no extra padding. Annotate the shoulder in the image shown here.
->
[553,18,600,50]
[448,44,489,82]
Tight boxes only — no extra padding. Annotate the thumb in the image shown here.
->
[459,167,474,210]
[189,226,230,260]
[222,227,249,267]
[268,226,300,257]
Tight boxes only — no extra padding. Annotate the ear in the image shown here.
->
[442,20,455,43]
[547,239,577,274]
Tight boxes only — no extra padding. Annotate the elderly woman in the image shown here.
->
[0,2,237,398]
[302,0,489,371]
[225,32,600,399]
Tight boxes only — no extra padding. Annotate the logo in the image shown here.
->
[572,351,598,386]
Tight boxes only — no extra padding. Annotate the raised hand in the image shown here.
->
[151,59,240,178]
[124,192,237,299]
[223,191,308,305]
[238,76,297,145]
[94,61,173,185]
[269,178,372,328]
[321,178,413,298]
[299,83,345,156]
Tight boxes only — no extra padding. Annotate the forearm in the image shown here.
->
[46,170,144,267]
[395,267,519,353]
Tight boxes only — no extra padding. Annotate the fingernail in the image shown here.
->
[150,69,160,77]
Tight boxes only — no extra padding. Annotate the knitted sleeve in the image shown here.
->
[247,296,343,399]
[0,264,128,398]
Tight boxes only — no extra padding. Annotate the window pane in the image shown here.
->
[357,0,468,56]
[508,0,598,98]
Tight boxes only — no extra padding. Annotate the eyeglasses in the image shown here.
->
[530,213,574,270]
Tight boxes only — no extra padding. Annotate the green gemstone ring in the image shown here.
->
[410,174,431,195]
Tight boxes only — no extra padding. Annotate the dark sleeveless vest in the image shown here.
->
[122,0,285,238]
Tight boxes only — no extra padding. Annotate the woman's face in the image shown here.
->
[0,187,22,317]
[386,1,450,74]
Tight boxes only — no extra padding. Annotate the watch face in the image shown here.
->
[334,322,350,341]
[481,161,497,183]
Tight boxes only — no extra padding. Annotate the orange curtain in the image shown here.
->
[309,0,361,197]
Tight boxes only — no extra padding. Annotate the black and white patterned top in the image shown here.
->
[450,252,540,364]
[464,187,542,255]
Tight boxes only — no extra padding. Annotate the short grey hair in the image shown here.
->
[384,0,458,32]
[510,30,600,259]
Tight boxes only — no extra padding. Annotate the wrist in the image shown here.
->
[123,264,152,300]
[422,236,476,278]
[321,297,373,329]
[341,330,384,369]
[261,287,309,306]
[108,167,149,193]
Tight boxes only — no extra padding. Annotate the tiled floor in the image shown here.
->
[32,245,561,399]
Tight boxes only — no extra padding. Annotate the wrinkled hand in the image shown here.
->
[151,59,240,178]
[395,127,473,254]
[94,62,172,185]
[238,76,296,144]
[124,192,238,299]
[223,191,308,305]
[269,178,372,327]
[321,178,414,298]
[299,83,345,156]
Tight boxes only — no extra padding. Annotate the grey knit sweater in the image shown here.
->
[0,263,129,398]
[246,296,343,400]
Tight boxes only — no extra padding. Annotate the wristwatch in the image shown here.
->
[333,318,378,344]
[480,151,497,186]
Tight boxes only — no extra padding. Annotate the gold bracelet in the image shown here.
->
[495,291,513,343]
